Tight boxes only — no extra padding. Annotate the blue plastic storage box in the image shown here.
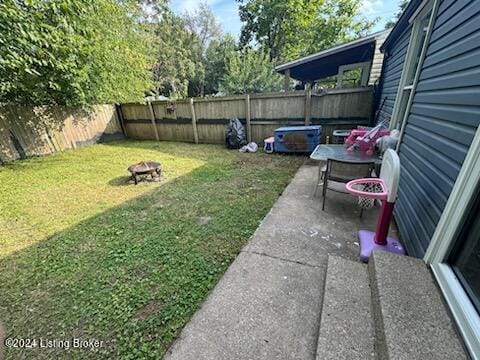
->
[274,126,321,153]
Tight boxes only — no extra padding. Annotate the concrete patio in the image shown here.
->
[164,163,466,360]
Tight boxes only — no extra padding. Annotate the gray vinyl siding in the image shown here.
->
[394,0,480,257]
[369,31,389,85]
[377,28,411,124]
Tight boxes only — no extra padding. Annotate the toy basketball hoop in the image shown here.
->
[346,149,405,262]
[348,178,387,210]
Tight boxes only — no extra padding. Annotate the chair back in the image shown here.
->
[326,158,374,183]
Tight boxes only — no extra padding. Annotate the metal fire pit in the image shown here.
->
[128,161,161,185]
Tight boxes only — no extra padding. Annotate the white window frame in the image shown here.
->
[336,61,372,89]
[390,0,436,141]
[424,126,480,360]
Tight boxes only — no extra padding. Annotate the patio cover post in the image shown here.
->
[245,94,252,142]
[284,69,290,91]
[190,98,199,144]
[147,101,160,141]
[304,84,312,126]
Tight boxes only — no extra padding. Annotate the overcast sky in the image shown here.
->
[170,0,402,37]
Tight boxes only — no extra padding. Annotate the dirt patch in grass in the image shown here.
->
[134,301,164,321]
[196,216,212,225]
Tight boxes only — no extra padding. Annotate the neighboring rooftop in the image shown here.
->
[275,30,390,86]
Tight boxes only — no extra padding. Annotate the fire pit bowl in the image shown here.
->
[128,161,161,185]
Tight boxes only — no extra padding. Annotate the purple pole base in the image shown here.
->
[358,230,405,263]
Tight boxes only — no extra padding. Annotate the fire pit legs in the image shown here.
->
[127,161,161,185]
[132,174,139,185]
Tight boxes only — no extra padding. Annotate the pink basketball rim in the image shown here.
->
[345,178,388,201]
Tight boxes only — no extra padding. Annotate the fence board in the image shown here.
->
[0,104,123,163]
[120,88,374,146]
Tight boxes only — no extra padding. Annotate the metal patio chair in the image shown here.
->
[321,158,375,211]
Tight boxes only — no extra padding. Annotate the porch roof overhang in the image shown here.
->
[275,31,387,82]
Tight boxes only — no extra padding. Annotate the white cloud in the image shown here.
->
[360,0,384,15]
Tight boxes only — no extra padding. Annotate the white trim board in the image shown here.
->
[424,125,480,360]
[336,61,372,88]
[431,265,480,359]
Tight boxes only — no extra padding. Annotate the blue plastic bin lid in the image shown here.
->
[275,125,321,132]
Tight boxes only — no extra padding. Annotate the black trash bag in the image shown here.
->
[225,118,247,149]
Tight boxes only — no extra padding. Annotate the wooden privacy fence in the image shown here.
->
[0,104,123,163]
[120,87,374,145]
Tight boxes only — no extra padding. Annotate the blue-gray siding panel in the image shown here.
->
[430,1,479,42]
[409,103,480,127]
[394,0,480,257]
[377,28,411,124]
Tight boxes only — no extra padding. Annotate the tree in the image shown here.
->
[204,35,237,95]
[238,0,377,62]
[183,2,222,53]
[219,48,283,94]
[139,0,169,22]
[182,2,223,96]
[385,0,409,29]
[0,0,154,106]
[238,0,288,61]
[150,11,199,98]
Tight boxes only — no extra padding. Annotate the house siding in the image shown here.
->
[377,27,411,124]
[369,31,390,85]
[394,0,480,257]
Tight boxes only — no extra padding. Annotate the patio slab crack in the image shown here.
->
[242,249,323,268]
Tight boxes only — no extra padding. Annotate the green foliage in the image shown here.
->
[150,11,199,98]
[204,35,237,94]
[183,2,222,51]
[238,0,377,62]
[238,0,287,61]
[0,140,303,358]
[220,48,283,94]
[315,75,338,89]
[385,0,409,29]
[340,68,362,88]
[0,0,154,106]
[151,3,227,98]
[183,2,224,97]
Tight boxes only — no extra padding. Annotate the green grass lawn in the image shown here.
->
[0,140,304,359]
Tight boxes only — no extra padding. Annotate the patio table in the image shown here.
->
[310,144,382,199]
[309,144,382,164]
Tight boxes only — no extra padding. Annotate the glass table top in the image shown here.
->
[310,144,382,164]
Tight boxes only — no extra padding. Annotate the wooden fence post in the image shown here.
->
[284,69,290,91]
[304,86,312,126]
[190,98,199,144]
[115,103,128,138]
[245,94,252,143]
[147,101,160,141]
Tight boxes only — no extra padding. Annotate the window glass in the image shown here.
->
[450,192,480,313]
